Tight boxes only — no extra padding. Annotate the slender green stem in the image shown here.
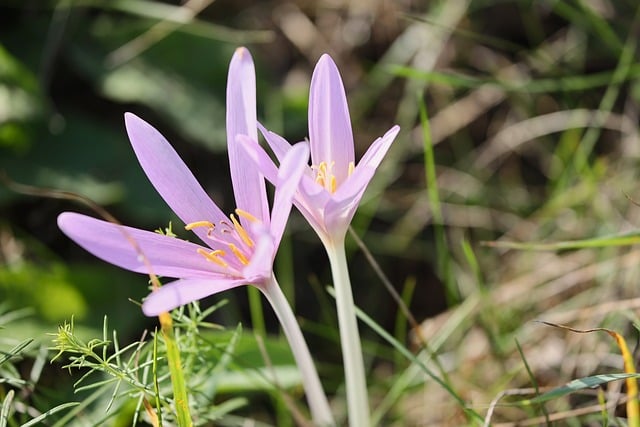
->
[261,276,334,426]
[323,237,370,426]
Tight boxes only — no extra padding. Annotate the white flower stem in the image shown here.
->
[261,275,335,426]
[324,237,370,426]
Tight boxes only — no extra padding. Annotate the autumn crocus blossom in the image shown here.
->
[254,54,400,243]
[58,49,307,316]
[241,53,400,426]
[57,112,308,316]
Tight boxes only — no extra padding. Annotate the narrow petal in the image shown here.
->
[58,212,230,278]
[270,141,310,246]
[236,135,279,185]
[324,198,355,238]
[243,232,275,282]
[333,125,400,204]
[309,54,354,182]
[142,277,246,316]
[323,126,400,238]
[226,47,269,226]
[291,174,331,237]
[124,113,226,245]
[355,125,400,172]
[257,122,292,163]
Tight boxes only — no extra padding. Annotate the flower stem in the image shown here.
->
[261,276,335,426]
[324,237,370,426]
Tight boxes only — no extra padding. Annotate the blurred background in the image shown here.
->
[1,0,640,425]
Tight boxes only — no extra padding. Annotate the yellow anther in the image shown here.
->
[312,162,326,188]
[313,161,342,192]
[235,208,258,223]
[348,161,355,176]
[196,248,228,267]
[185,221,214,231]
[230,214,254,248]
[228,243,249,265]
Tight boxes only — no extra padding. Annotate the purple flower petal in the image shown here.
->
[324,198,357,237]
[124,113,226,245]
[354,125,400,173]
[309,54,354,182]
[236,135,279,185]
[333,125,400,204]
[58,212,229,278]
[258,122,293,163]
[270,141,309,246]
[322,126,400,236]
[142,277,246,316]
[226,48,269,227]
[243,232,275,282]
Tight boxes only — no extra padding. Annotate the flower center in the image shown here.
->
[185,209,258,268]
[312,161,354,193]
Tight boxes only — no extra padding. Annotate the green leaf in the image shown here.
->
[523,373,638,405]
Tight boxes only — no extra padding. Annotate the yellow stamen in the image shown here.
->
[230,214,254,248]
[196,248,228,267]
[228,243,249,265]
[185,221,214,231]
[312,161,342,193]
[348,161,355,176]
[235,208,258,222]
[314,162,328,188]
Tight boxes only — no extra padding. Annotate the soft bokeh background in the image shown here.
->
[2,0,640,425]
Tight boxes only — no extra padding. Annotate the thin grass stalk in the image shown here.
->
[247,287,266,337]
[157,311,192,427]
[419,97,458,303]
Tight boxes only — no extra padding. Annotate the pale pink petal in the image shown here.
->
[269,142,309,245]
[226,47,269,227]
[142,277,246,316]
[236,135,279,185]
[333,125,400,204]
[321,126,399,238]
[324,199,356,237]
[58,212,229,278]
[243,232,275,282]
[124,113,226,245]
[291,174,330,237]
[309,54,354,182]
[257,122,292,163]
[355,126,400,171]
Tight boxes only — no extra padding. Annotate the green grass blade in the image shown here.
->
[0,389,13,427]
[522,373,638,405]
[159,312,192,427]
[419,96,458,304]
[484,230,640,251]
[20,402,80,427]
[347,290,483,424]
[247,287,266,338]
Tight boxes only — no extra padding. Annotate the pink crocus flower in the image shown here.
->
[249,54,401,243]
[241,53,400,426]
[57,48,307,317]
